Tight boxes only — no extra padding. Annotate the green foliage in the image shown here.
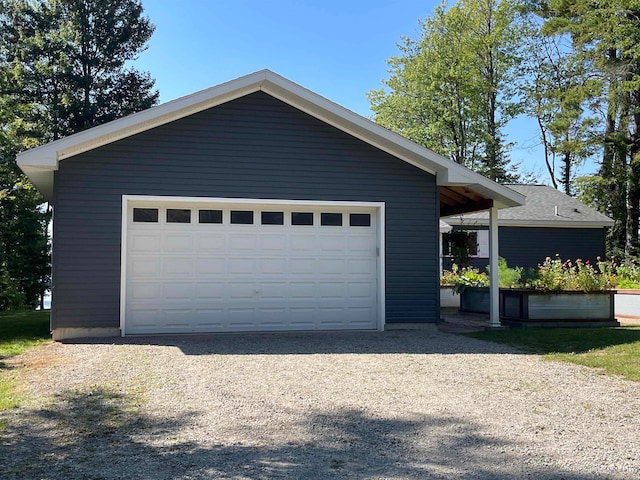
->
[441,264,490,294]
[606,258,640,289]
[535,255,615,292]
[0,309,51,360]
[447,230,477,267]
[0,262,24,310]
[491,257,522,288]
[466,326,640,382]
[519,22,600,194]
[536,0,640,259]
[368,0,523,182]
[443,257,521,291]
[0,0,159,310]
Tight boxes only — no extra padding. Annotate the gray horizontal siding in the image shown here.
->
[52,92,439,329]
[442,225,607,272]
[498,226,608,271]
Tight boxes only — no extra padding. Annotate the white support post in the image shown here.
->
[489,206,500,328]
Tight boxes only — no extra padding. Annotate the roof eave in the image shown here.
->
[442,217,615,228]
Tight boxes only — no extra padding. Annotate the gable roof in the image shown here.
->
[443,184,614,228]
[18,69,524,211]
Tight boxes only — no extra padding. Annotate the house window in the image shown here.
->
[442,231,479,258]
[291,212,313,226]
[230,210,254,224]
[349,213,371,227]
[321,213,342,226]
[261,211,284,225]
[167,209,191,223]
[199,209,223,224]
[133,208,158,223]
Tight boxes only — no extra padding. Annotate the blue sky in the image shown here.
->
[135,0,592,180]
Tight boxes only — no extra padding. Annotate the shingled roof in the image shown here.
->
[442,184,613,228]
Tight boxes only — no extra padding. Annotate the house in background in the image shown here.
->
[18,70,524,339]
[441,184,614,272]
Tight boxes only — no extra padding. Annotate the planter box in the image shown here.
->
[614,290,640,322]
[459,287,619,327]
[440,286,460,308]
[501,289,619,327]
[459,287,491,314]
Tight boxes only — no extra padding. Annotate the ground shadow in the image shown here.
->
[64,328,523,356]
[0,386,624,479]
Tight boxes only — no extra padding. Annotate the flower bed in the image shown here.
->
[501,289,619,328]
[443,255,635,327]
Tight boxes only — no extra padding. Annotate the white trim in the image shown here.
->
[489,207,500,328]
[18,69,525,210]
[119,195,128,337]
[441,217,613,228]
[120,194,386,335]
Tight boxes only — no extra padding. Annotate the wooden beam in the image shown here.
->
[448,185,484,202]
[440,187,468,203]
[439,194,458,206]
[440,198,494,217]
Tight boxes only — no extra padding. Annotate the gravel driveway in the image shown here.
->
[1,328,639,479]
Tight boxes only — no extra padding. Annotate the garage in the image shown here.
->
[122,196,384,335]
[17,70,524,340]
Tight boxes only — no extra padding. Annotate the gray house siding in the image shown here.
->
[497,226,607,270]
[442,225,607,272]
[51,91,439,330]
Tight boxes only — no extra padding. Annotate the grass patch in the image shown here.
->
[0,310,51,411]
[466,327,640,382]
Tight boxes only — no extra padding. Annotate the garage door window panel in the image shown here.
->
[321,213,342,226]
[261,211,284,225]
[167,209,191,223]
[350,213,371,227]
[133,208,158,223]
[292,212,314,226]
[231,210,254,224]
[199,209,223,224]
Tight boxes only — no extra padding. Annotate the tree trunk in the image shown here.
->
[626,88,640,259]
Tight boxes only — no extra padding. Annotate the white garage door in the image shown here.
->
[122,198,382,335]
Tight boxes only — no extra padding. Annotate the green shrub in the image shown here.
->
[486,257,522,288]
[535,255,615,292]
[450,266,489,294]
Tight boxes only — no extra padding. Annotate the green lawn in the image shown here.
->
[0,310,51,411]
[467,327,640,382]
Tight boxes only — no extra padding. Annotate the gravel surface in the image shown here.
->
[1,328,639,479]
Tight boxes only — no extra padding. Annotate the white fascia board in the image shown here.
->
[442,216,613,228]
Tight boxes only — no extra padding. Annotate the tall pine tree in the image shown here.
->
[0,0,158,308]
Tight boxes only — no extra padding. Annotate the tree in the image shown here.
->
[0,0,158,308]
[520,26,599,195]
[537,0,640,258]
[369,0,523,182]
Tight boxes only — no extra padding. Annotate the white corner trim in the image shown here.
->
[377,203,386,331]
[120,195,128,337]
